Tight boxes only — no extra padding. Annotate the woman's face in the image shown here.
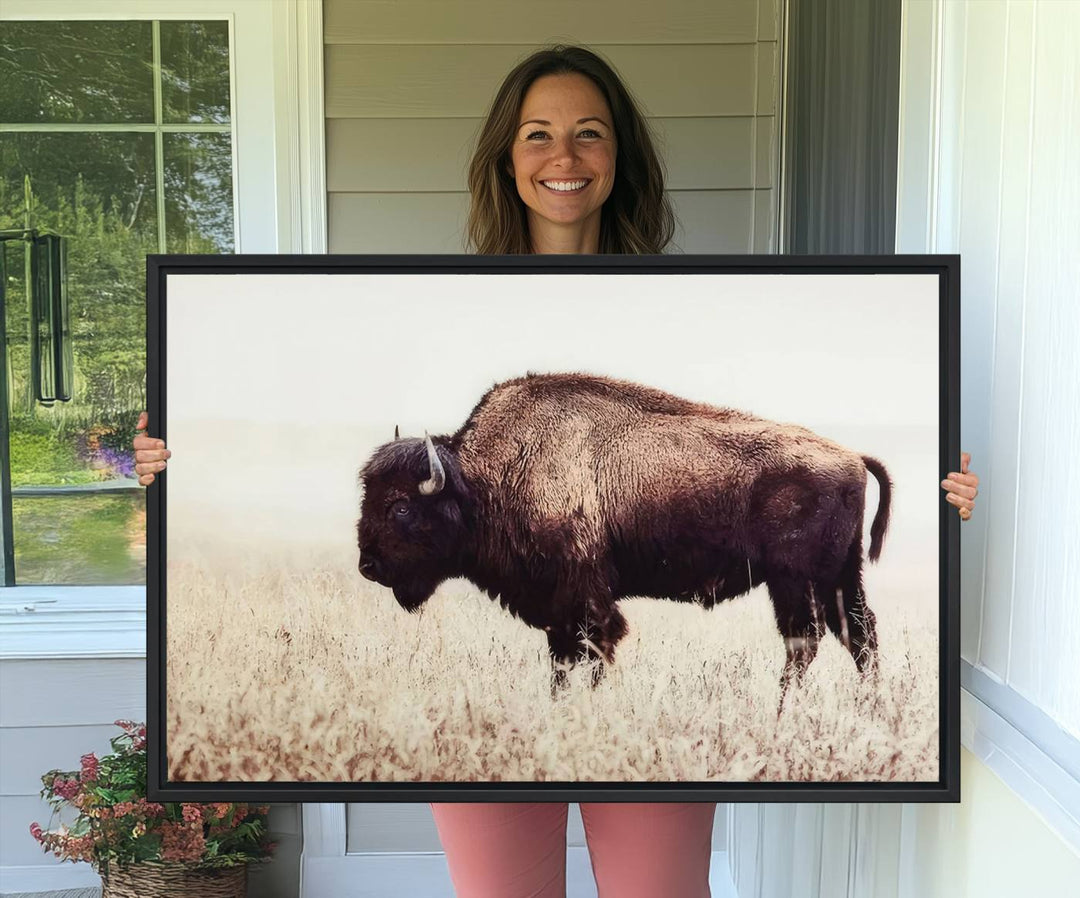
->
[508,73,617,238]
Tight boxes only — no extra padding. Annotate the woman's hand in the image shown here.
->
[941,452,979,521]
[133,411,171,486]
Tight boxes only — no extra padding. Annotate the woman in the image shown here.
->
[134,45,979,898]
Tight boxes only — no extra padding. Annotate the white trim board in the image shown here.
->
[0,588,145,660]
[272,0,328,254]
[961,685,1080,853]
[963,661,1080,783]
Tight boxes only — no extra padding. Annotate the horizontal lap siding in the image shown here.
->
[325,45,761,118]
[327,117,768,192]
[328,189,759,253]
[324,0,761,45]
[0,658,299,896]
[0,658,145,867]
[325,1,781,255]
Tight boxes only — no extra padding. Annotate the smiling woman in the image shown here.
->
[465,45,674,255]
[133,40,980,898]
[508,73,618,253]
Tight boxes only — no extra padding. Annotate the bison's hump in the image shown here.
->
[455,371,865,507]
[460,372,751,432]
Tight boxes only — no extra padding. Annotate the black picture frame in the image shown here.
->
[147,253,960,803]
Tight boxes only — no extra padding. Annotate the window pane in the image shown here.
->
[2,132,155,584]
[164,133,235,252]
[0,21,154,124]
[1,132,157,431]
[1,20,235,586]
[160,21,231,124]
[12,493,146,585]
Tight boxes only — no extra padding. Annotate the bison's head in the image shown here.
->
[356,433,470,612]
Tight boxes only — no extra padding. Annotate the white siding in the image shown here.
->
[0,660,145,872]
[0,658,299,896]
[324,0,782,254]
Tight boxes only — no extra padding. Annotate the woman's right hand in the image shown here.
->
[133,411,171,486]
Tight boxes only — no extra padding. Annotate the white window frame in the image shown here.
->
[0,0,326,660]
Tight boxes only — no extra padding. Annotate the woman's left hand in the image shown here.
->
[941,452,979,521]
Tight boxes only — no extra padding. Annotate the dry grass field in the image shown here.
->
[165,543,939,785]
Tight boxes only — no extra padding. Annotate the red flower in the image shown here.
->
[80,753,99,782]
[137,798,166,818]
[113,800,135,818]
[160,821,206,863]
[181,804,202,824]
[52,778,80,801]
[30,822,43,842]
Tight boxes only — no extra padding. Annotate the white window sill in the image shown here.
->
[0,586,145,659]
[961,664,1080,853]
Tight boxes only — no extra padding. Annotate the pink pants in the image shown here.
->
[430,802,716,898]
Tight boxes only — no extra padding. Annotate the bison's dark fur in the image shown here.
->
[357,372,891,700]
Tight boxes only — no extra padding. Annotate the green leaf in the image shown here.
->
[133,837,159,862]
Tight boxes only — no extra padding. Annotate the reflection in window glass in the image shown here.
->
[1,132,156,487]
[13,493,146,585]
[160,21,232,124]
[164,133,235,253]
[0,21,154,124]
[1,20,234,586]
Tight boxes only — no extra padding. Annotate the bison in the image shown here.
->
[357,372,890,702]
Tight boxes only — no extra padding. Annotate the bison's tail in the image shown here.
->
[862,455,892,563]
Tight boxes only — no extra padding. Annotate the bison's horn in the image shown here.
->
[419,432,446,496]
[394,424,400,441]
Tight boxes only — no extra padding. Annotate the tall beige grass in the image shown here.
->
[166,545,938,784]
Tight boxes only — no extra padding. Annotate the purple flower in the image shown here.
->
[94,446,136,479]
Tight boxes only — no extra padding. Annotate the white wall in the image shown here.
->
[890,0,1080,890]
[898,748,1080,898]
[913,0,1080,733]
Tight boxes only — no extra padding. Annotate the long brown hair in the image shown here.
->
[466,45,676,255]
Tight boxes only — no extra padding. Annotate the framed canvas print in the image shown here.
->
[147,254,960,803]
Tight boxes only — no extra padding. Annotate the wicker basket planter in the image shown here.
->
[100,862,247,897]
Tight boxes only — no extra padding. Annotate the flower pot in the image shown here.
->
[100,861,247,897]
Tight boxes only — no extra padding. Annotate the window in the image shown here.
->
[0,19,235,585]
